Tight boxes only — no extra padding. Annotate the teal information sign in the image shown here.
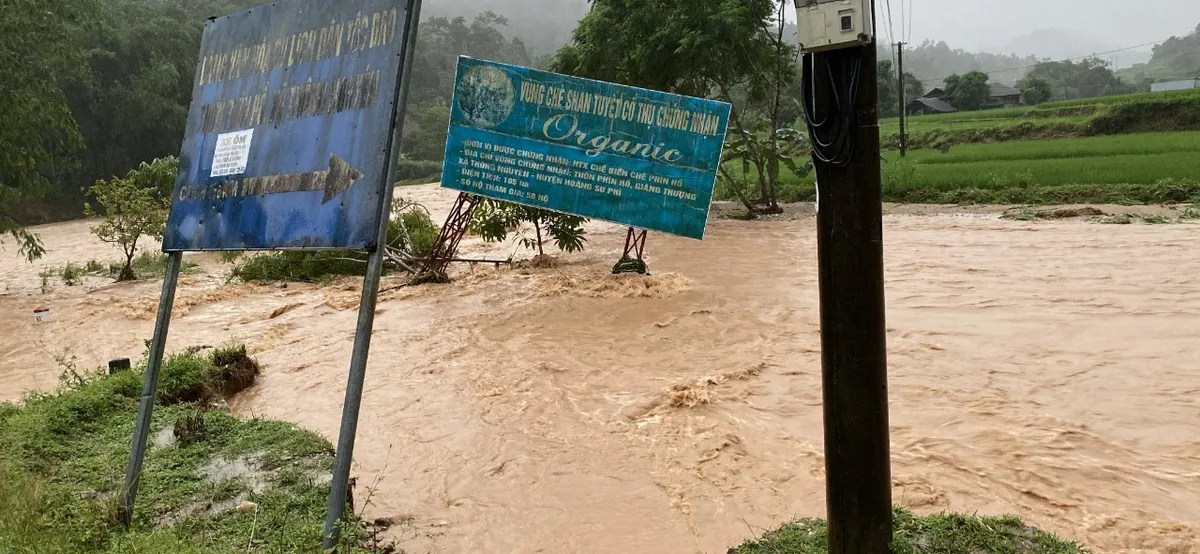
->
[440,57,732,240]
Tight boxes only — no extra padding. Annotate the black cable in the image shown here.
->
[802,47,864,167]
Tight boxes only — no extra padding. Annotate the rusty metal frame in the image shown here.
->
[623,227,647,260]
[415,192,483,279]
[613,227,649,275]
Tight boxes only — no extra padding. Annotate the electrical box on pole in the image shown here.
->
[795,0,875,53]
[794,1,893,553]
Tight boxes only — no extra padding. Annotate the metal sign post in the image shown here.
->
[323,0,423,547]
[116,0,421,543]
[117,251,182,527]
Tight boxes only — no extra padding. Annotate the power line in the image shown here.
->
[906,0,914,43]
[881,0,898,70]
[913,39,1167,85]
[881,0,897,56]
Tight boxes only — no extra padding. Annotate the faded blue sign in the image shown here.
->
[162,0,416,251]
[440,57,732,240]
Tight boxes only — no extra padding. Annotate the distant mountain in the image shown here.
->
[986,28,1153,69]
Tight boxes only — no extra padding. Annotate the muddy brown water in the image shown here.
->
[2,186,1198,553]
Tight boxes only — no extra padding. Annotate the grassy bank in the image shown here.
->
[729,508,1088,554]
[718,131,1200,205]
[0,346,379,553]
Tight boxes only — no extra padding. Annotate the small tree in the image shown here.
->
[470,200,587,257]
[85,157,175,281]
[944,71,991,111]
[1020,77,1053,105]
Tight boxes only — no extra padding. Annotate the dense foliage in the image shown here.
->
[0,0,96,260]
[944,71,992,111]
[1020,57,1141,102]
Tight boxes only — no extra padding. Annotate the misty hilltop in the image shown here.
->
[421,0,590,54]
[987,28,1153,68]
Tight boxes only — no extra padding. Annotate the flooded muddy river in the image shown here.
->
[2,186,1198,553]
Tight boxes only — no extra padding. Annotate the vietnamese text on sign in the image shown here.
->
[440,58,732,240]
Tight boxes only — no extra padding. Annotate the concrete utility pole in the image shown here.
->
[809,37,893,554]
[897,41,907,156]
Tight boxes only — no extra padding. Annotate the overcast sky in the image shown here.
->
[786,0,1200,55]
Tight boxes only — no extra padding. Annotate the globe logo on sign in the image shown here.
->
[456,65,516,129]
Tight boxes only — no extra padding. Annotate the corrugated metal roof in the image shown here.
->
[988,82,1021,98]
[908,97,958,113]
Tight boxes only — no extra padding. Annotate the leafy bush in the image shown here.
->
[470,200,588,256]
[84,157,176,281]
[231,199,440,282]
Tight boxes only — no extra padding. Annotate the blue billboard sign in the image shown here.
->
[162,0,416,251]
[440,57,732,240]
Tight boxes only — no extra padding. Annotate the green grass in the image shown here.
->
[729,508,1088,553]
[0,346,379,553]
[905,131,1200,165]
[878,88,1200,150]
[890,152,1200,191]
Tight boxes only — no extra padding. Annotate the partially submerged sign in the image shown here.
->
[163,0,411,251]
[440,58,732,240]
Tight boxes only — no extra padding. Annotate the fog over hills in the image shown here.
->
[987,28,1153,70]
[421,0,1195,79]
[420,0,590,55]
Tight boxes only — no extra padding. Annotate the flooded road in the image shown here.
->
[2,186,1198,553]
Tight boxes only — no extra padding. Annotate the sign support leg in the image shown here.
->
[321,242,388,548]
[612,227,648,275]
[811,44,893,553]
[323,0,423,547]
[118,250,183,528]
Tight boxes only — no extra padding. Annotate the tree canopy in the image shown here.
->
[1024,58,1139,101]
[1020,77,1053,105]
[0,0,96,260]
[944,71,991,111]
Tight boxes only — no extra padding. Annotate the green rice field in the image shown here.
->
[879,87,1200,135]
[719,130,1200,204]
[884,132,1200,190]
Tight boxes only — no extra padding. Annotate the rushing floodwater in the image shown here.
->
[2,186,1198,553]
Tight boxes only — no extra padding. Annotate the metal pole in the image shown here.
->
[322,0,422,548]
[897,41,907,157]
[118,250,184,527]
[811,43,893,554]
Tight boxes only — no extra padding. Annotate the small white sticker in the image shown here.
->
[210,129,254,178]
